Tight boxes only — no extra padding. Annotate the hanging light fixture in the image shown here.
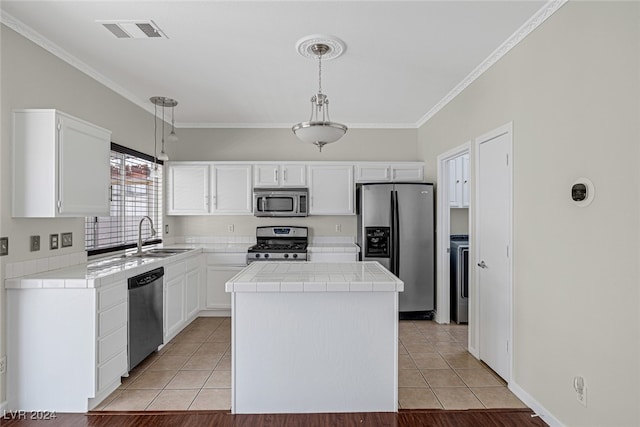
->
[292,35,347,152]
[150,96,178,162]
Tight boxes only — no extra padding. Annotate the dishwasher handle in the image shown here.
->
[128,267,164,290]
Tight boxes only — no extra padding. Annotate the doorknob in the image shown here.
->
[477,260,487,268]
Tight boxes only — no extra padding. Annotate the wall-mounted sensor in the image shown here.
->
[571,178,595,207]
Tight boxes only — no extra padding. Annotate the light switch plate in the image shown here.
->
[61,232,73,248]
[50,234,59,250]
[30,235,40,252]
[0,237,8,256]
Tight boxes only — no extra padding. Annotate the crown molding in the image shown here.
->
[0,10,157,118]
[2,1,566,131]
[415,0,568,128]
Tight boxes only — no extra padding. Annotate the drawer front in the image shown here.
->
[98,325,127,364]
[206,253,247,266]
[98,301,127,337]
[98,281,127,311]
[186,255,201,272]
[165,260,186,281]
[97,350,127,392]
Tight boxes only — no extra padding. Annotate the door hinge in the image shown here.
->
[57,200,62,211]
[57,120,62,131]
[447,247,450,253]
[507,245,509,257]
[506,340,510,353]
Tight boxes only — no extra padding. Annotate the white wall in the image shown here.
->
[163,127,419,238]
[0,25,162,404]
[418,2,639,426]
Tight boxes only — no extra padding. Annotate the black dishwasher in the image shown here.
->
[128,267,164,370]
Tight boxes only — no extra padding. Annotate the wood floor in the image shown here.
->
[1,409,547,426]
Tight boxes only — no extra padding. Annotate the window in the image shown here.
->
[85,143,163,255]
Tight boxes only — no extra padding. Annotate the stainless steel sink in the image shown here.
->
[132,248,193,258]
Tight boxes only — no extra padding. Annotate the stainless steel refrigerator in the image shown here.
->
[356,183,435,316]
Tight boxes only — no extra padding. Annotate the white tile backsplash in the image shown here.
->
[4,251,87,279]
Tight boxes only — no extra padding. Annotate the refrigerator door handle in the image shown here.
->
[394,190,400,275]
[389,190,395,274]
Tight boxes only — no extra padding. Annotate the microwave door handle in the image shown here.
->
[260,196,266,212]
[293,196,298,214]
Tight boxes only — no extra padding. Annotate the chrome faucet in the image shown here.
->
[137,216,157,255]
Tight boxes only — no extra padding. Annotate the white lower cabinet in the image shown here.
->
[185,265,201,320]
[6,275,128,412]
[164,254,203,343]
[164,265,186,342]
[205,253,246,314]
[309,252,358,262]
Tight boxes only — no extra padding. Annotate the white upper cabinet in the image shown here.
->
[211,164,252,214]
[166,163,211,215]
[167,163,252,215]
[308,164,354,215]
[448,153,470,208]
[356,162,424,183]
[253,164,306,187]
[12,109,111,217]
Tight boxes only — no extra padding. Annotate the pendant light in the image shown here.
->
[150,96,178,162]
[292,35,347,152]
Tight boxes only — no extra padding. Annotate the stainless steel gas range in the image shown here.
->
[246,226,308,263]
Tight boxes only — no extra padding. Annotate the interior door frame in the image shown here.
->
[472,121,513,382]
[435,142,470,324]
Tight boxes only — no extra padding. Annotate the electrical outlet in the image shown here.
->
[30,235,40,252]
[0,355,6,374]
[165,224,170,235]
[0,237,8,256]
[50,234,59,250]
[227,224,235,233]
[61,232,73,248]
[335,224,342,233]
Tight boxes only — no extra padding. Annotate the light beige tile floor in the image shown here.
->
[93,317,526,411]
[398,320,526,410]
[94,316,231,411]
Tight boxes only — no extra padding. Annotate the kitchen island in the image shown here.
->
[225,261,403,414]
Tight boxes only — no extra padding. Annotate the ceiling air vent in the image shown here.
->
[97,20,168,39]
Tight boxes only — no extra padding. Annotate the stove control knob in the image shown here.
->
[264,254,270,259]
[284,254,289,258]
[292,253,298,259]
[255,253,260,258]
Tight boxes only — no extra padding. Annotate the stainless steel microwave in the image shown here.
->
[253,188,308,217]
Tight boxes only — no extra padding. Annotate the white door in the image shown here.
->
[475,124,512,381]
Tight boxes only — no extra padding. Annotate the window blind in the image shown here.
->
[85,144,163,255]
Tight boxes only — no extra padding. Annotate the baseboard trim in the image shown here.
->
[509,381,564,427]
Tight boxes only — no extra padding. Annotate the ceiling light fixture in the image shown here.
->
[292,35,347,152]
[150,96,178,162]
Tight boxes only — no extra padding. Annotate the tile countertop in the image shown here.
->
[3,242,360,290]
[225,261,403,293]
[4,247,205,290]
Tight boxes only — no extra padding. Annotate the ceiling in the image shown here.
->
[1,1,553,129]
